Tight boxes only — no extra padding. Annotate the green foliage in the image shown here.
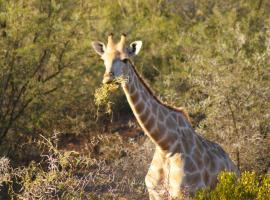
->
[0,0,98,150]
[151,0,270,172]
[195,172,270,200]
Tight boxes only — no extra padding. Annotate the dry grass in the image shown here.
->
[0,129,154,199]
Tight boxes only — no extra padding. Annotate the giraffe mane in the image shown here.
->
[127,59,191,124]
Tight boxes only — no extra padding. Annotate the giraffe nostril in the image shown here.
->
[109,72,114,76]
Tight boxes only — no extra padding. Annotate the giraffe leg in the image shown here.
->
[145,148,166,200]
[167,154,184,199]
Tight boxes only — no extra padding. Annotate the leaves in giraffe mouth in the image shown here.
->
[94,83,118,111]
[94,76,126,117]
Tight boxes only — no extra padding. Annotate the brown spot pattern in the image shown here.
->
[165,116,177,128]
[174,142,185,154]
[202,139,209,149]
[182,129,193,143]
[208,153,217,172]
[140,108,150,122]
[144,115,155,131]
[158,136,170,150]
[204,153,210,166]
[161,107,169,118]
[136,101,145,113]
[171,112,177,120]
[203,170,210,185]
[151,101,159,116]
[195,136,204,152]
[157,108,165,121]
[186,129,195,140]
[182,139,191,154]
[152,107,158,116]
[136,80,143,91]
[130,91,139,103]
[192,148,203,169]
[170,142,182,154]
[185,172,201,186]
[128,83,135,94]
[184,156,197,173]
[142,91,148,102]
[218,163,225,172]
[177,115,187,127]
[209,175,218,189]
[159,133,177,150]
[150,127,165,142]
[134,77,140,88]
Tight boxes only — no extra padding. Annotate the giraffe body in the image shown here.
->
[92,34,239,199]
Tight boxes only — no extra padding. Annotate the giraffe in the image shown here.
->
[91,34,239,199]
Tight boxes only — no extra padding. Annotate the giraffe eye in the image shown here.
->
[109,72,114,76]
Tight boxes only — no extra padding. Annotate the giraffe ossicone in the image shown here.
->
[92,34,239,199]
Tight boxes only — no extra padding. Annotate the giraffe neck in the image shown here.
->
[121,60,190,151]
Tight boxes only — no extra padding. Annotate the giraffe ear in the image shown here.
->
[91,41,106,56]
[127,41,142,56]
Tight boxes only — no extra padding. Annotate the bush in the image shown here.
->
[0,135,92,199]
[195,172,270,200]
[0,132,150,199]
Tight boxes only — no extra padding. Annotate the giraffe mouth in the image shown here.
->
[102,77,113,84]
[102,73,114,84]
[102,75,125,85]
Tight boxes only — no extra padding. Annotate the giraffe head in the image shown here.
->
[92,33,142,84]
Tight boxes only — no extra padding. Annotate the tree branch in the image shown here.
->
[42,41,70,83]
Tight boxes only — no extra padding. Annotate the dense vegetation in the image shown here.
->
[0,0,269,199]
[195,172,270,200]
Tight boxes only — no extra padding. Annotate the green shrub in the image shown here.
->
[195,172,270,200]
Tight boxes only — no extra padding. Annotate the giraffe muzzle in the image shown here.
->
[102,73,114,84]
